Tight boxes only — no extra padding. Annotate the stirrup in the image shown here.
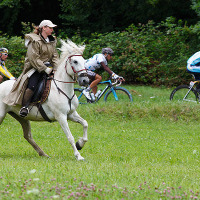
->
[19,107,29,117]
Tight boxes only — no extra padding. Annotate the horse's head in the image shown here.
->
[58,39,89,86]
[68,54,89,86]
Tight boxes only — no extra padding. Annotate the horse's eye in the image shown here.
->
[74,60,78,64]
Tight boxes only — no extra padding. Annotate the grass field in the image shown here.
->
[0,85,200,199]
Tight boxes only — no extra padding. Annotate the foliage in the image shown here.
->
[0,0,60,36]
[0,0,198,37]
[191,0,200,17]
[1,17,200,86]
[0,34,26,78]
[82,18,199,86]
[58,0,198,38]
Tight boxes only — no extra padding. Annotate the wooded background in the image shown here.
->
[1,0,200,86]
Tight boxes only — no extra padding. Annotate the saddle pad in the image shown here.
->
[38,76,52,104]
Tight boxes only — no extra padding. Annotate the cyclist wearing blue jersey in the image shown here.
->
[187,51,200,79]
[187,51,200,90]
[83,48,123,100]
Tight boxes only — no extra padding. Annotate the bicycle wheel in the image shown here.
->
[104,87,133,102]
[74,88,88,104]
[170,85,198,103]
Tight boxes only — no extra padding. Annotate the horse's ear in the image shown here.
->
[79,45,85,54]
[59,39,69,54]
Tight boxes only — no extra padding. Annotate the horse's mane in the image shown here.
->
[58,39,85,65]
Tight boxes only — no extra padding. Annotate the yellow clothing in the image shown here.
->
[0,61,14,79]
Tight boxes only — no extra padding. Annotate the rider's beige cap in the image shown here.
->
[39,20,57,28]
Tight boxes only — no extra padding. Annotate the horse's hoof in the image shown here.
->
[39,153,50,157]
[76,141,82,150]
[75,154,85,161]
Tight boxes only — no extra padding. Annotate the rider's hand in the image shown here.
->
[112,73,119,80]
[45,67,53,75]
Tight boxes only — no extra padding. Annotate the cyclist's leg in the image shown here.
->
[82,71,96,100]
[187,64,200,91]
[90,74,102,94]
[193,73,200,92]
[86,71,102,95]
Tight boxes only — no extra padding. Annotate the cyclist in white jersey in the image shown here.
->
[83,48,123,100]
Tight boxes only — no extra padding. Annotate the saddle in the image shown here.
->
[31,73,53,122]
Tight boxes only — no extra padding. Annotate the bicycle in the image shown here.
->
[170,76,200,103]
[74,78,133,104]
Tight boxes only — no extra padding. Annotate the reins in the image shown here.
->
[52,54,86,109]
[52,78,76,84]
[53,78,75,110]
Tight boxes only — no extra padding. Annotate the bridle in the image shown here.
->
[67,55,87,73]
[65,54,87,81]
[53,54,87,109]
[53,54,87,83]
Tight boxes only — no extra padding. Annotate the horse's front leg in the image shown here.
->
[56,113,85,161]
[68,111,88,150]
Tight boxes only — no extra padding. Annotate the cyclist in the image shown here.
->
[187,51,200,90]
[0,48,15,83]
[83,48,124,100]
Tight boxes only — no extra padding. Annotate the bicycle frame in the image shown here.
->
[183,82,195,101]
[76,79,124,103]
[95,79,119,102]
[170,78,200,103]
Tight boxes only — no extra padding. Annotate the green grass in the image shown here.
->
[0,85,200,199]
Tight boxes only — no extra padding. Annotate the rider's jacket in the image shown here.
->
[85,53,107,71]
[0,60,14,79]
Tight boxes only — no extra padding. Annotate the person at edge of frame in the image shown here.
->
[187,51,200,91]
[0,48,15,83]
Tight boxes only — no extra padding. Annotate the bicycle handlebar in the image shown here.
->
[112,76,124,86]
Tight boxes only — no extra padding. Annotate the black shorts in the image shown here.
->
[87,71,96,83]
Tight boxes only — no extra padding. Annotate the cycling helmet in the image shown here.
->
[0,48,8,54]
[102,48,114,55]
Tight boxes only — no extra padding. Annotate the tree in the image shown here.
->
[190,0,200,37]
[191,0,200,17]
[59,0,197,37]
[0,0,61,36]
[0,0,198,37]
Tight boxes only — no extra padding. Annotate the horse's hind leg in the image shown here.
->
[68,111,88,150]
[8,112,49,157]
[0,103,7,125]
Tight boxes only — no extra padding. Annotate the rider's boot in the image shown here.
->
[19,88,34,117]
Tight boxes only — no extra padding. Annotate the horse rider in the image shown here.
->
[0,48,15,83]
[83,47,124,100]
[3,20,59,117]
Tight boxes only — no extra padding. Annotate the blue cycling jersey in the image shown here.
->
[187,51,200,73]
[187,51,200,66]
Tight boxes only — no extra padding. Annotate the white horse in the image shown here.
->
[0,39,90,161]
